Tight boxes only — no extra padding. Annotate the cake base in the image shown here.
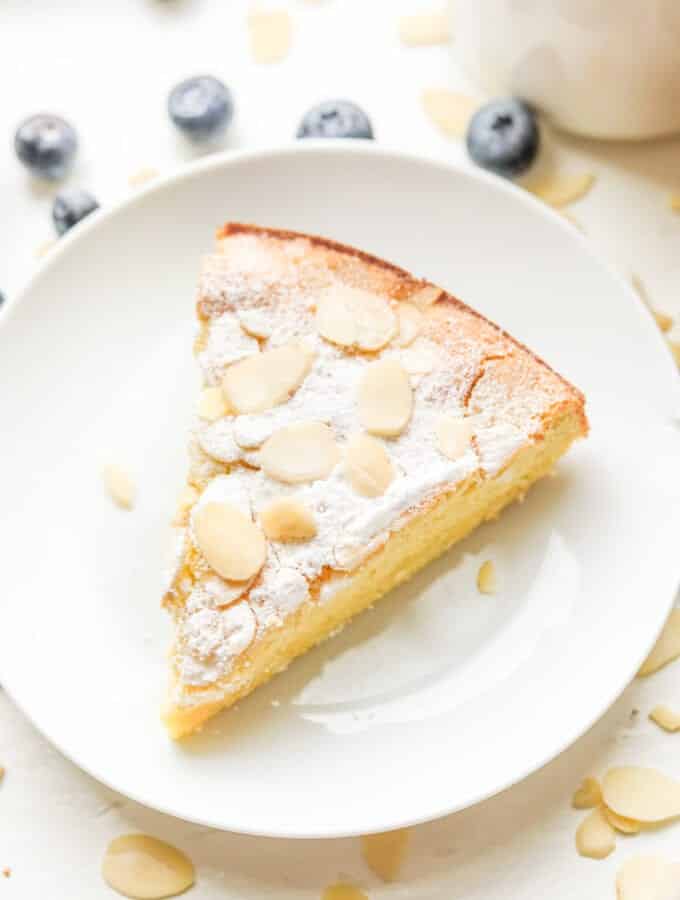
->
[163,409,582,739]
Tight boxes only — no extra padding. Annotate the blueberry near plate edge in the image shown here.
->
[168,75,234,142]
[296,100,374,140]
[14,113,78,180]
[52,189,100,236]
[466,98,539,178]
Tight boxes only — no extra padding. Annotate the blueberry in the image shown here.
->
[52,189,99,236]
[168,76,234,142]
[296,100,373,139]
[0,291,5,308]
[466,98,539,178]
[15,114,78,180]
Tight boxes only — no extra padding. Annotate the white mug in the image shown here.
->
[452,0,680,140]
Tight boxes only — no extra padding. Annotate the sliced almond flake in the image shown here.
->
[422,89,479,138]
[630,274,674,333]
[476,560,496,595]
[198,386,230,421]
[259,421,340,483]
[668,192,680,211]
[399,11,450,46]
[652,309,673,333]
[260,497,317,542]
[248,10,291,64]
[128,167,159,189]
[222,341,313,414]
[344,434,395,498]
[193,501,266,581]
[361,828,410,882]
[102,834,194,900]
[322,884,368,900]
[436,415,473,461]
[572,776,602,810]
[358,359,413,437]
[602,766,680,822]
[604,807,641,835]
[649,705,680,733]
[316,283,396,351]
[668,339,680,367]
[638,609,680,676]
[616,854,680,900]
[575,807,616,859]
[103,464,136,510]
[529,173,596,208]
[394,303,423,347]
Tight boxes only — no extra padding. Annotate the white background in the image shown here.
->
[2,1,680,897]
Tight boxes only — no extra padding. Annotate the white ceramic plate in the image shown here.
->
[2,143,679,839]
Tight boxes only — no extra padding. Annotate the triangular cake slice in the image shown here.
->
[162,223,588,738]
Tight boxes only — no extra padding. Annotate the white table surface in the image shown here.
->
[2,2,680,897]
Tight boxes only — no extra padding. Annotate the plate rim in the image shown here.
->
[2,141,680,838]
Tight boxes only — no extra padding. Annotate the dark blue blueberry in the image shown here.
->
[168,76,234,141]
[296,100,373,139]
[52,189,99,236]
[14,114,78,180]
[466,98,539,178]
[0,291,5,308]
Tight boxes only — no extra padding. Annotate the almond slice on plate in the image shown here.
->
[604,807,641,835]
[316,283,396,351]
[361,828,410,882]
[575,807,616,859]
[358,359,413,437]
[259,422,340,483]
[476,560,496,594]
[344,434,395,498]
[103,464,136,510]
[572,777,602,810]
[394,303,423,347]
[638,610,680,676]
[322,884,368,900]
[221,341,314,414]
[602,766,680,822]
[529,173,596,208]
[102,834,194,900]
[649,705,680,732]
[436,415,473,461]
[193,501,266,581]
[260,498,317,542]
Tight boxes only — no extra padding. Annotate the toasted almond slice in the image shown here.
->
[358,359,413,437]
[198,386,230,421]
[529,173,596,208]
[361,828,410,882]
[260,422,340,483]
[436,415,473,461]
[399,11,450,46]
[103,464,136,510]
[316,283,396,351]
[638,610,680,676]
[102,834,194,900]
[602,766,680,822]
[172,485,199,526]
[322,884,368,900]
[575,807,616,860]
[221,341,313,414]
[237,309,272,339]
[247,9,291,64]
[476,560,496,595]
[604,807,641,835]
[572,777,602,810]
[260,498,317,542]
[394,303,423,347]
[616,854,680,900]
[193,502,266,581]
[422,88,478,137]
[345,434,395,497]
[649,705,680,733]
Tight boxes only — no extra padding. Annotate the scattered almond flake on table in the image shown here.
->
[128,167,159,189]
[361,828,410,882]
[572,776,602,809]
[575,806,616,859]
[102,834,194,900]
[615,854,680,900]
[476,559,496,595]
[649,705,680,733]
[322,884,368,900]
[630,274,674,333]
[638,609,680,676]
[602,767,680,823]
[668,340,680,367]
[248,9,291,64]
[422,89,478,137]
[604,807,641,835]
[398,10,450,46]
[102,464,136,510]
[528,172,595,208]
